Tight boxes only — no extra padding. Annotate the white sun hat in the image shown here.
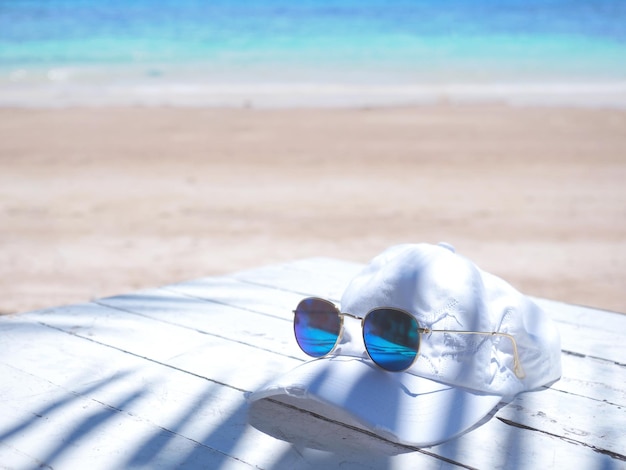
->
[249,243,562,447]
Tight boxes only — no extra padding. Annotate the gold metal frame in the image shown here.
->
[294,296,526,379]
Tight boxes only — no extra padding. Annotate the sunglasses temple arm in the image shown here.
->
[497,332,526,379]
[424,329,526,379]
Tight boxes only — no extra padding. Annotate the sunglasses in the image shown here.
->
[293,297,525,377]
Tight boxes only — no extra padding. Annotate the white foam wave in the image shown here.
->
[2,81,626,108]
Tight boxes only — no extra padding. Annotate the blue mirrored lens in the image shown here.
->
[363,308,420,372]
[294,298,341,357]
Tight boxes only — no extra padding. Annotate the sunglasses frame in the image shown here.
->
[293,296,526,378]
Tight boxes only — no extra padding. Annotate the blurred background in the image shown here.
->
[2,1,626,106]
[1,0,625,314]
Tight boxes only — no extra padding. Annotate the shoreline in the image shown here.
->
[2,80,626,109]
[3,62,626,109]
[1,104,625,315]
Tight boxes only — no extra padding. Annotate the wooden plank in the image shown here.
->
[533,297,626,331]
[498,387,625,455]
[556,322,626,363]
[231,257,361,301]
[555,353,626,407]
[162,276,307,319]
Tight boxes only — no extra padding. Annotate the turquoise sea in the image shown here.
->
[1,0,625,107]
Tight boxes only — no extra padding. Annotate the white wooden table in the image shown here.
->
[1,258,624,469]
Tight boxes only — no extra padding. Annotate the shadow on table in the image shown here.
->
[2,287,623,469]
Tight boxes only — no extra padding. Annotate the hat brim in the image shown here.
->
[248,356,502,447]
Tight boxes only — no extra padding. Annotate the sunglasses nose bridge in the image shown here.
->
[339,311,363,324]
[335,312,368,358]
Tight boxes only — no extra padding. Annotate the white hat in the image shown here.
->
[249,243,562,446]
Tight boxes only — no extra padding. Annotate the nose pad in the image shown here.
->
[334,315,368,359]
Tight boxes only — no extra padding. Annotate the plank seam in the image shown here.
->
[159,285,292,322]
[546,384,625,409]
[36,320,250,394]
[226,276,342,302]
[265,398,476,470]
[0,440,54,470]
[1,359,257,469]
[561,349,626,367]
[497,417,626,462]
[92,299,305,362]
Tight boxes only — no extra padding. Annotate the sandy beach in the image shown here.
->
[1,104,625,314]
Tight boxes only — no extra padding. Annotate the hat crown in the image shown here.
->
[340,243,562,396]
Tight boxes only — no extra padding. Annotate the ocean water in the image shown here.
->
[1,0,625,107]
